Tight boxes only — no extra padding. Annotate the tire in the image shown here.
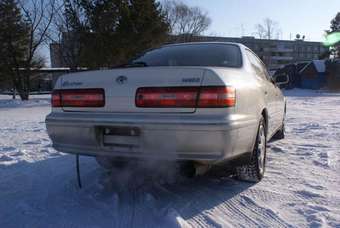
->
[95,156,129,170]
[179,162,196,178]
[235,117,267,182]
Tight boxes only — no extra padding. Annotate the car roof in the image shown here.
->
[162,42,246,49]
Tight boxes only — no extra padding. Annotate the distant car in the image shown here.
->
[46,42,287,182]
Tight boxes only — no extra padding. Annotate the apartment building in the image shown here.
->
[179,35,328,70]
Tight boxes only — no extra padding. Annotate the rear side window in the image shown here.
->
[131,44,242,68]
[246,50,270,80]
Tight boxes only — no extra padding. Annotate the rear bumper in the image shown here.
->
[46,112,258,164]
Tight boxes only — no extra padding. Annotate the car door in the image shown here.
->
[245,50,278,137]
[270,74,286,127]
[261,64,285,133]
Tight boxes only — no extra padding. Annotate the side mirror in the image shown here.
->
[274,74,289,85]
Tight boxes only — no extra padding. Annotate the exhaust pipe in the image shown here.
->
[179,162,211,177]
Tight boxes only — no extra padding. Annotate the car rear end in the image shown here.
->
[46,43,256,165]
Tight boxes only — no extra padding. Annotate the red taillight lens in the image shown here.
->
[198,86,235,107]
[135,86,235,108]
[51,89,105,107]
[52,90,61,107]
[136,87,199,108]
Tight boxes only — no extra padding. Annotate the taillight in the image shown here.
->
[198,86,235,108]
[136,87,198,108]
[51,89,105,107]
[135,86,235,108]
[52,90,61,107]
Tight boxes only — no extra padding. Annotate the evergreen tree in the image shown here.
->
[1,0,56,100]
[117,0,169,63]
[0,0,29,98]
[61,0,90,69]
[79,0,123,68]
[330,12,340,32]
[63,0,169,68]
[327,12,340,58]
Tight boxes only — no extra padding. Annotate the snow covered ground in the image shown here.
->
[0,90,339,227]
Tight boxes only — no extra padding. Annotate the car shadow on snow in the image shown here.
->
[0,154,254,227]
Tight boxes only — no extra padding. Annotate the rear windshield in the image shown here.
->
[131,44,242,68]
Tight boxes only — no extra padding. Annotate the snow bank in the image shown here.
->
[0,95,50,108]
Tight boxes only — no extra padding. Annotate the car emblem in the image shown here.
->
[116,75,127,85]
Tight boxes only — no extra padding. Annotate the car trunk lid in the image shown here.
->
[60,67,205,113]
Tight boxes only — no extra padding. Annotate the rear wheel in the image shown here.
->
[235,117,267,182]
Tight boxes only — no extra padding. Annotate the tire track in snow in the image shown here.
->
[151,177,293,227]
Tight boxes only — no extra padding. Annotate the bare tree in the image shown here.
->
[163,0,211,42]
[49,0,86,70]
[13,0,60,100]
[254,18,281,40]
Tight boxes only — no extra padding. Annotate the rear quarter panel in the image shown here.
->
[199,67,265,156]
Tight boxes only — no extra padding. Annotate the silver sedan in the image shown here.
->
[46,42,287,182]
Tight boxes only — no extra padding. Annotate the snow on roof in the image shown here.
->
[312,60,326,73]
[299,60,326,74]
